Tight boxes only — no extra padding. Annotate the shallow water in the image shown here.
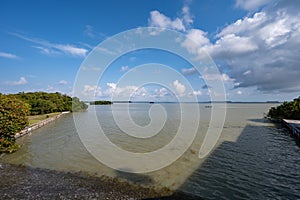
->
[3,103,300,199]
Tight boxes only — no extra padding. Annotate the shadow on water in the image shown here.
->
[114,169,199,199]
[114,169,199,200]
[247,118,270,124]
[143,122,300,199]
[248,118,300,147]
[249,118,300,146]
[115,168,153,185]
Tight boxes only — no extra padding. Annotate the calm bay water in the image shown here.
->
[3,103,300,199]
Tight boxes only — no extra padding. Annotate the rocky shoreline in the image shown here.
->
[0,163,198,200]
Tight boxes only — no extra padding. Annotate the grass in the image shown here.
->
[28,112,61,125]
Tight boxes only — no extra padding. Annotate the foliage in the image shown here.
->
[90,100,112,105]
[72,97,88,111]
[9,92,88,115]
[268,96,300,119]
[0,92,87,153]
[0,94,30,153]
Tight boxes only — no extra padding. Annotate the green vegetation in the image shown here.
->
[90,100,113,105]
[1,92,87,153]
[268,96,300,120]
[9,92,88,115]
[28,112,61,125]
[0,94,30,153]
[72,97,88,111]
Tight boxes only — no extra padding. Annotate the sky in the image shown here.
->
[0,0,299,102]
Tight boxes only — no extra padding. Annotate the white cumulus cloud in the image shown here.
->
[211,1,300,92]
[82,85,102,98]
[171,0,300,93]
[204,34,258,59]
[149,10,186,31]
[172,80,186,96]
[105,82,138,99]
[6,77,28,86]
[152,87,171,98]
[182,5,193,27]
[189,90,202,96]
[182,29,210,53]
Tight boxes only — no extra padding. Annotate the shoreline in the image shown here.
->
[15,111,70,139]
[0,162,198,200]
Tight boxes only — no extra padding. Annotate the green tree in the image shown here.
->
[90,100,112,105]
[268,96,300,119]
[0,94,30,153]
[72,97,88,111]
[11,92,87,115]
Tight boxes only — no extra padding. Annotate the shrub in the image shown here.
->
[0,94,30,153]
[268,96,300,120]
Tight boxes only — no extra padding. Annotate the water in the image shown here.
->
[2,103,300,199]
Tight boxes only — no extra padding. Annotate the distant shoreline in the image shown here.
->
[88,101,281,104]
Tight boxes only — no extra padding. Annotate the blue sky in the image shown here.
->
[1,0,299,102]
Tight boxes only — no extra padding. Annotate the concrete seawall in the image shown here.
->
[283,119,300,140]
[15,111,70,139]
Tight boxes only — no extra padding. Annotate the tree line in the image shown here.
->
[0,92,88,153]
[9,92,88,115]
[268,96,300,120]
[90,100,112,105]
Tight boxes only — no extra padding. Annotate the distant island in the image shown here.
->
[90,100,113,105]
[268,96,300,120]
[266,101,280,103]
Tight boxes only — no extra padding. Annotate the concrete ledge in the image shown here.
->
[15,111,70,139]
[283,119,300,139]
